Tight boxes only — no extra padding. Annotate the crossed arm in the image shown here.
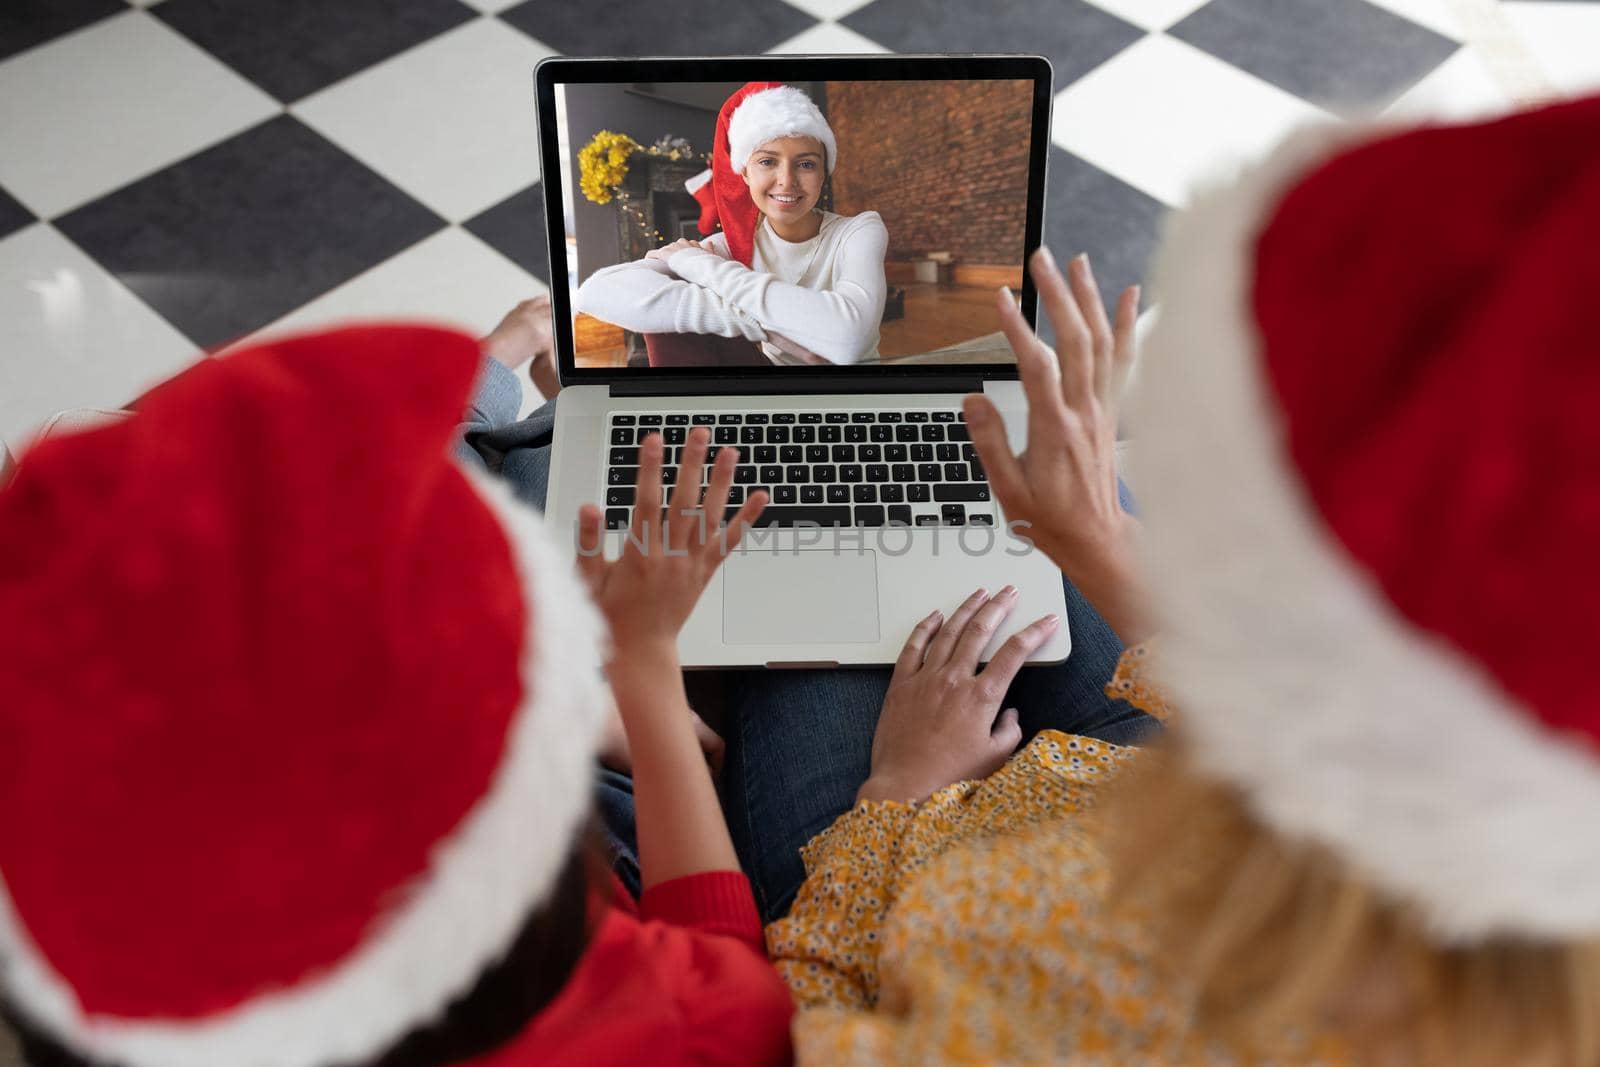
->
[666,222,887,365]
[574,219,888,365]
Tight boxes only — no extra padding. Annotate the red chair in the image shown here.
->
[644,332,770,368]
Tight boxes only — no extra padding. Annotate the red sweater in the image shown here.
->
[470,870,794,1067]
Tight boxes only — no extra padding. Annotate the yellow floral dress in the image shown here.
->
[765,646,1348,1066]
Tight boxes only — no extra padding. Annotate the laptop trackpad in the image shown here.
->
[723,549,879,645]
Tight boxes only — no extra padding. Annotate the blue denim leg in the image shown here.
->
[594,767,642,900]
[500,446,551,511]
[470,395,558,509]
[718,666,890,923]
[1004,574,1158,749]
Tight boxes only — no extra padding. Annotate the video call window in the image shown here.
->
[555,79,1034,370]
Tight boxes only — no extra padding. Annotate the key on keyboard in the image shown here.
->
[602,409,993,528]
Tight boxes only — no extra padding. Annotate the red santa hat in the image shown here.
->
[0,326,610,1067]
[686,82,836,267]
[1129,93,1600,942]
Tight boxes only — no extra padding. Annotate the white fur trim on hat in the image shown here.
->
[728,85,837,175]
[1127,119,1600,943]
[0,463,612,1067]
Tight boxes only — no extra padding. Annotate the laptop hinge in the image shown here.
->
[608,374,988,398]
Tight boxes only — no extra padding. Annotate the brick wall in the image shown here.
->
[826,79,1033,267]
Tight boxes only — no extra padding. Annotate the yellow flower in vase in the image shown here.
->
[578,130,640,205]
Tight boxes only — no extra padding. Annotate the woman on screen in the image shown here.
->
[575,82,888,367]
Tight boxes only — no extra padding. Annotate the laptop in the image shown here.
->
[534,54,1070,668]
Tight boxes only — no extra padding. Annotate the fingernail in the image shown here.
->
[1043,613,1060,627]
[926,609,943,623]
[1037,247,1057,274]
[972,587,988,599]
[966,401,986,424]
[999,285,1015,306]
[998,584,1017,599]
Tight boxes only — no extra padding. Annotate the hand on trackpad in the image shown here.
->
[722,550,879,645]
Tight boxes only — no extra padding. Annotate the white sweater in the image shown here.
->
[574,211,888,365]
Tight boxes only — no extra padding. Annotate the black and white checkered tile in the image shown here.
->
[1,0,1597,447]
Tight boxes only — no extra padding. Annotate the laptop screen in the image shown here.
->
[538,62,1049,378]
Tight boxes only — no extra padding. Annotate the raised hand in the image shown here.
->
[963,249,1150,644]
[482,294,560,398]
[575,427,767,663]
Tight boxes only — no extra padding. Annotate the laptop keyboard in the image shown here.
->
[603,409,992,530]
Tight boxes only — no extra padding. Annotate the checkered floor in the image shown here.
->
[2,0,1597,452]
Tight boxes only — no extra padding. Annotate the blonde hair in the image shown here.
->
[1110,743,1600,1066]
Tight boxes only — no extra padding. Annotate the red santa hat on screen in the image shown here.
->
[686,82,837,266]
[1129,92,1600,942]
[0,326,610,1067]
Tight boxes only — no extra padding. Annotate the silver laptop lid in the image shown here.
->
[533,55,1053,394]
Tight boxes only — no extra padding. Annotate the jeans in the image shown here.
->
[594,767,643,900]
[478,397,1157,919]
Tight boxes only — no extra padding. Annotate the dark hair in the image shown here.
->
[3,836,602,1067]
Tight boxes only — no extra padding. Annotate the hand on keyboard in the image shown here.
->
[962,248,1151,645]
[576,426,768,664]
